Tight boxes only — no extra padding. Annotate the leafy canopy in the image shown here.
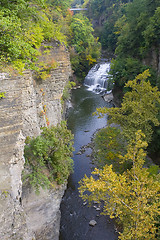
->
[96,70,160,142]
[79,130,160,240]
[84,0,132,51]
[110,0,160,87]
[70,13,101,80]
[93,126,127,172]
[0,0,68,72]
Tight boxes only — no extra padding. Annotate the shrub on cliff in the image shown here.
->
[23,121,74,192]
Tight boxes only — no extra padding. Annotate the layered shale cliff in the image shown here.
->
[0,42,72,240]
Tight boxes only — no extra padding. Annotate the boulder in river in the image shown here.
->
[89,220,97,227]
[103,92,113,103]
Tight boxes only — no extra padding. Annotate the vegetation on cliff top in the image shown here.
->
[0,0,101,78]
[0,0,68,73]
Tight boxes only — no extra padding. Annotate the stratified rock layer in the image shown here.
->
[0,42,72,240]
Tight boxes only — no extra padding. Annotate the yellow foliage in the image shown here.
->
[95,70,160,142]
[79,131,160,239]
[86,55,97,65]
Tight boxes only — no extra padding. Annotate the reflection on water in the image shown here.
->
[59,86,118,240]
[67,87,108,186]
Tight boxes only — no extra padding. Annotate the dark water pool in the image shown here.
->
[59,86,118,240]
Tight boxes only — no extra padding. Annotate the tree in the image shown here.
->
[24,121,74,192]
[107,0,160,160]
[93,126,127,172]
[47,0,73,10]
[143,7,160,53]
[83,0,132,51]
[109,57,149,88]
[69,13,101,79]
[114,0,160,58]
[109,0,160,88]
[79,131,160,240]
[0,0,69,72]
[96,70,160,142]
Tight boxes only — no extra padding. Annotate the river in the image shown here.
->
[59,62,118,240]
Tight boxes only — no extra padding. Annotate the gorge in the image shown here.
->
[0,42,72,240]
[0,46,117,239]
[0,0,160,239]
[60,60,118,240]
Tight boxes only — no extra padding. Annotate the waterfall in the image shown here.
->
[84,62,111,94]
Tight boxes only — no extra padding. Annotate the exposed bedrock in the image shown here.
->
[0,42,72,240]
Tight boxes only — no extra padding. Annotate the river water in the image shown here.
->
[59,62,118,240]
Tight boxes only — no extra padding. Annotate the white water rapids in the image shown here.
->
[84,62,111,94]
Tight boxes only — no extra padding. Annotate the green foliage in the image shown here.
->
[34,56,58,80]
[1,190,9,198]
[69,13,101,80]
[99,13,118,52]
[47,0,73,11]
[110,56,158,89]
[85,0,131,51]
[62,81,76,103]
[0,0,69,73]
[110,57,147,88]
[143,6,160,49]
[86,0,160,88]
[149,128,160,158]
[70,14,93,54]
[96,70,160,142]
[93,126,128,172]
[24,121,74,192]
[0,0,100,81]
[110,0,160,87]
[148,165,160,177]
[103,0,160,158]
[115,0,147,58]
[79,130,160,240]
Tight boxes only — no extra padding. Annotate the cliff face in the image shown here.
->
[0,42,72,239]
[143,46,160,76]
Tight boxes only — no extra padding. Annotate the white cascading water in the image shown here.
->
[84,62,111,94]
